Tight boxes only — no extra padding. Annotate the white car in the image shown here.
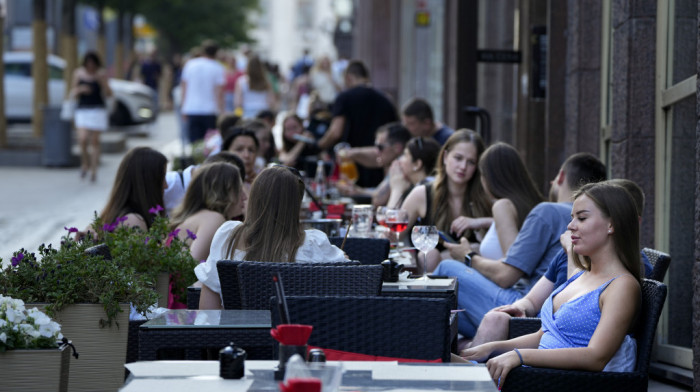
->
[3,52,157,125]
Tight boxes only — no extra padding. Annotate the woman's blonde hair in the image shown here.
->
[571,182,642,281]
[431,129,492,236]
[170,163,243,228]
[225,166,305,262]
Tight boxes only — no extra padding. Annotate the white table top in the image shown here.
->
[122,360,495,391]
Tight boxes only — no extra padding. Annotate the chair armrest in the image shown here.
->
[507,317,541,339]
[187,286,201,310]
[502,366,647,392]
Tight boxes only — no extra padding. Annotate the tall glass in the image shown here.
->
[352,204,374,237]
[411,226,439,280]
[334,142,359,184]
[385,209,409,248]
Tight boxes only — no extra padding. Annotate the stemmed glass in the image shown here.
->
[411,226,439,280]
[375,206,388,228]
[385,209,409,248]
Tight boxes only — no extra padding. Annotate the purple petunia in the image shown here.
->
[102,222,117,232]
[148,205,164,215]
[64,226,79,233]
[186,229,197,240]
[116,216,128,223]
[144,236,150,245]
[164,228,180,247]
[11,252,24,267]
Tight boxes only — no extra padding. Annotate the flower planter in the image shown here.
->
[31,303,129,392]
[0,345,71,391]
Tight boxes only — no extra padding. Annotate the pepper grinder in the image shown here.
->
[220,342,247,379]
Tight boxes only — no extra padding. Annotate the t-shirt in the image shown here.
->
[503,202,572,295]
[332,86,398,187]
[181,57,225,115]
[432,124,454,145]
[194,221,347,295]
[163,165,196,215]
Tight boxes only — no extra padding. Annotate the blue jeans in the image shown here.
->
[187,114,217,143]
[434,260,525,338]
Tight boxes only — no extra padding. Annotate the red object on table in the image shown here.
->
[270,324,314,346]
[279,378,322,392]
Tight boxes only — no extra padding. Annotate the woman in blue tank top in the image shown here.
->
[461,182,642,389]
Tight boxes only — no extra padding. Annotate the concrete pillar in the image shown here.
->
[692,0,700,387]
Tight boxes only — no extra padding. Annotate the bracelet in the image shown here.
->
[513,348,524,366]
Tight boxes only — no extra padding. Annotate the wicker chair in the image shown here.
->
[237,262,382,310]
[271,295,453,362]
[84,243,112,260]
[502,279,667,392]
[642,248,671,283]
[328,237,390,264]
[216,260,246,309]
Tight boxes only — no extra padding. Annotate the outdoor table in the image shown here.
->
[122,360,497,391]
[138,310,274,361]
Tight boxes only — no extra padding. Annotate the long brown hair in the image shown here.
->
[170,163,243,228]
[247,55,271,91]
[571,183,642,281]
[225,166,305,262]
[479,142,544,229]
[100,147,167,228]
[431,129,492,236]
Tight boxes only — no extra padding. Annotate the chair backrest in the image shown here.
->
[216,260,246,309]
[271,295,452,362]
[642,248,671,282]
[237,262,382,310]
[328,237,390,264]
[633,279,667,373]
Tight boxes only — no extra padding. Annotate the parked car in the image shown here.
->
[3,52,157,126]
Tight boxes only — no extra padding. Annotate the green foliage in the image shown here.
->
[0,236,159,328]
[93,210,198,306]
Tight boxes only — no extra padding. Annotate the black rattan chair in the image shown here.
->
[642,248,671,283]
[271,295,453,362]
[84,243,112,260]
[502,279,667,392]
[237,262,382,310]
[216,260,246,309]
[328,237,390,264]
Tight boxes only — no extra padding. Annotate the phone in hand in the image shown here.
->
[437,230,458,244]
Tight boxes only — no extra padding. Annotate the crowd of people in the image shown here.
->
[80,40,656,388]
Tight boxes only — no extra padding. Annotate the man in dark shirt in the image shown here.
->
[318,60,398,188]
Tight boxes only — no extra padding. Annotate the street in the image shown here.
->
[0,111,183,265]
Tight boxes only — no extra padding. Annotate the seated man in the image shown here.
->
[466,178,653,348]
[435,152,606,338]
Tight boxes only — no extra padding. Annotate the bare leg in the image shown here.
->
[88,130,101,182]
[425,248,442,273]
[77,127,89,177]
[466,310,512,350]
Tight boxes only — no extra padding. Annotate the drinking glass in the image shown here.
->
[385,209,409,248]
[411,226,439,280]
[351,204,374,237]
[334,142,359,184]
[375,206,388,228]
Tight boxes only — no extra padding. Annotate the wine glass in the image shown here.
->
[375,206,388,228]
[411,226,439,280]
[385,209,409,248]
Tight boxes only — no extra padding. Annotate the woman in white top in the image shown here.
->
[446,142,544,261]
[234,55,276,119]
[195,165,347,309]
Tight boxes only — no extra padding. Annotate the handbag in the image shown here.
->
[60,99,75,121]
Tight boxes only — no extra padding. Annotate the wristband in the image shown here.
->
[513,348,524,366]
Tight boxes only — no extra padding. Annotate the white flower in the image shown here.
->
[27,308,51,326]
[0,332,6,343]
[0,319,6,328]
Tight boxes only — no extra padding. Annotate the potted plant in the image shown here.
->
[91,205,198,308]
[0,231,158,392]
[0,294,74,391]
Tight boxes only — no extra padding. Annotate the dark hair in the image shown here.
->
[202,40,219,57]
[401,98,434,122]
[100,147,167,229]
[281,113,306,152]
[82,51,102,68]
[225,166,306,262]
[407,137,440,176]
[204,151,247,182]
[256,110,276,122]
[247,55,271,92]
[218,113,241,135]
[572,183,641,281]
[562,152,606,192]
[379,122,411,146]
[479,143,544,229]
[221,127,260,151]
[431,129,492,235]
[607,179,645,216]
[345,60,369,79]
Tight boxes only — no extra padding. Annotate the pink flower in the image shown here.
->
[164,229,180,248]
[148,205,164,215]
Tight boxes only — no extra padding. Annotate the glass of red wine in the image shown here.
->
[385,209,409,248]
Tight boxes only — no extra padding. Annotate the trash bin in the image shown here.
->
[43,106,79,167]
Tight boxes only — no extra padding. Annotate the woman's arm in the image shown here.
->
[492,198,519,255]
[198,284,223,310]
[99,70,112,97]
[461,329,543,362]
[386,160,411,208]
[279,131,314,166]
[233,77,244,110]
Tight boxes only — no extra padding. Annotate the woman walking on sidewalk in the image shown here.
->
[72,51,112,182]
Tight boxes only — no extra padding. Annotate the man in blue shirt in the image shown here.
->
[436,153,606,338]
[401,98,454,145]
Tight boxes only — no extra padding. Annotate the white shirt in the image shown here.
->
[194,221,347,294]
[163,165,196,215]
[479,222,504,260]
[181,57,225,115]
[237,76,270,119]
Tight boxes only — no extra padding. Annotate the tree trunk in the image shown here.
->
[0,3,6,147]
[32,0,49,138]
[61,0,77,98]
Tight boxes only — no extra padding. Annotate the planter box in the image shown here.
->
[156,272,169,308]
[0,345,71,391]
[31,303,129,392]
